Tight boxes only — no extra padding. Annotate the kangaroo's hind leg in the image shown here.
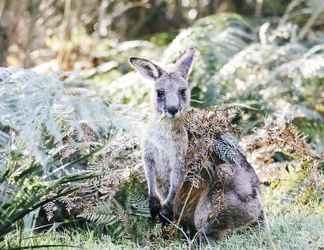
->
[193,185,230,241]
[193,163,235,240]
[193,163,264,240]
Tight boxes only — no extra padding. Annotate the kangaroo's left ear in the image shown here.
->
[175,48,196,79]
[129,57,165,81]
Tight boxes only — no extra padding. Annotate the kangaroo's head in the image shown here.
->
[129,48,195,119]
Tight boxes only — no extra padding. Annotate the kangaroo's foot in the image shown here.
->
[248,210,265,230]
[149,195,162,220]
[159,202,174,226]
[193,226,228,248]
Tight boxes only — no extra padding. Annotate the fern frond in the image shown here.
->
[0,68,115,167]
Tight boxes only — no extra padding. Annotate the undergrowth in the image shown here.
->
[1,1,323,249]
[3,187,323,250]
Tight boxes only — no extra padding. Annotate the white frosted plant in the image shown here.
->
[0,68,116,172]
[214,26,324,118]
[163,14,255,106]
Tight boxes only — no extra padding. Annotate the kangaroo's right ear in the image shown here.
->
[129,57,164,81]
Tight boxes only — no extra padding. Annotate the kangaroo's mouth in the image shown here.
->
[166,112,180,119]
[158,107,184,120]
[165,109,185,119]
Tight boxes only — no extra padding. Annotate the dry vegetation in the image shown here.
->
[0,0,323,249]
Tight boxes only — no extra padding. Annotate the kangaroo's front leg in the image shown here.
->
[143,154,162,220]
[160,158,185,225]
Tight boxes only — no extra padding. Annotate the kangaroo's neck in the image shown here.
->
[152,113,185,134]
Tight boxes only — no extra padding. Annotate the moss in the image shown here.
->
[149,32,178,47]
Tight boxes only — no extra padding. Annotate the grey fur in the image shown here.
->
[129,49,263,239]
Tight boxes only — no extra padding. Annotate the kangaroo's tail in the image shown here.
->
[214,134,251,168]
[213,133,260,187]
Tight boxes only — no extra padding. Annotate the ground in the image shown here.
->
[17,187,324,250]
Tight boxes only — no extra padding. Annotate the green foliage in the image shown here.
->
[0,68,124,246]
[293,118,324,152]
[149,32,178,47]
[78,176,154,243]
[0,150,94,244]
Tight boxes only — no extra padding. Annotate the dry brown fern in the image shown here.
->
[242,116,323,203]
[184,107,239,176]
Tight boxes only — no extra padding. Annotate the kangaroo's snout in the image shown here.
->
[167,106,179,118]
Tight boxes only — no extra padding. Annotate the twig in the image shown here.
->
[280,0,304,26]
[0,0,6,19]
[176,182,194,226]
[160,213,212,250]
[255,0,263,17]
[159,214,191,244]
[256,194,278,250]
[299,5,324,40]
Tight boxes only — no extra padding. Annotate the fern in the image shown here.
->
[0,149,95,241]
[127,191,150,217]
[163,14,255,107]
[79,188,150,240]
[241,116,323,205]
[0,68,116,169]
[0,68,131,243]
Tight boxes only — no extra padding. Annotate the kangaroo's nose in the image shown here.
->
[167,106,178,116]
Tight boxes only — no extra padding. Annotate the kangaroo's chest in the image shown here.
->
[144,122,188,191]
[148,127,187,168]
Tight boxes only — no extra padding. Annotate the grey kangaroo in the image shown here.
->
[129,48,263,239]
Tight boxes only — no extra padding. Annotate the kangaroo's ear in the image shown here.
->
[129,57,164,81]
[175,48,195,79]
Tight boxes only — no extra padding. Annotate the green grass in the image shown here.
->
[4,189,324,250]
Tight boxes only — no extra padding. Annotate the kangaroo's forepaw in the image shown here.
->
[159,203,173,226]
[149,196,162,220]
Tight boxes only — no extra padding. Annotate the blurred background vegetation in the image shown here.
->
[0,0,323,249]
[1,0,319,69]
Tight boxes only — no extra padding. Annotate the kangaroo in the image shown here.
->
[129,48,263,240]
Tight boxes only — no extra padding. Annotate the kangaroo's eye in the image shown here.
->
[179,89,186,97]
[156,89,165,98]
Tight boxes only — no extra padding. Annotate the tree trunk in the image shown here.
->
[0,25,8,66]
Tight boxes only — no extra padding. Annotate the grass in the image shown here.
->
[3,187,324,250]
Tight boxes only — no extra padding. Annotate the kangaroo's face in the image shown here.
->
[152,71,190,118]
[129,48,195,119]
